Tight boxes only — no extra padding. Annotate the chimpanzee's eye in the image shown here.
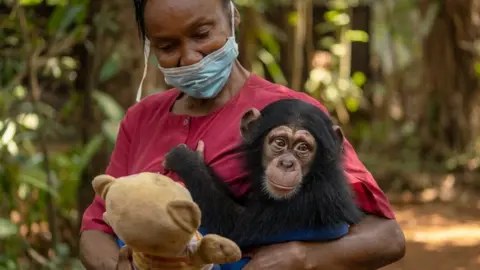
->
[273,138,286,148]
[295,143,309,153]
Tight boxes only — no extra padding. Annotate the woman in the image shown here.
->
[79,0,405,269]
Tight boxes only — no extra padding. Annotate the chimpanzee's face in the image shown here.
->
[240,102,344,201]
[261,125,316,200]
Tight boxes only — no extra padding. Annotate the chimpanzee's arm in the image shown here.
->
[164,145,245,236]
[227,202,275,247]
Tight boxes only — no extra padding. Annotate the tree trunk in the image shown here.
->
[418,0,480,167]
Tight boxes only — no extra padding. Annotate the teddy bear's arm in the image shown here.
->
[190,234,242,266]
[165,145,245,236]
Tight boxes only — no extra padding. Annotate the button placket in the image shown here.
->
[159,117,191,174]
[183,117,190,126]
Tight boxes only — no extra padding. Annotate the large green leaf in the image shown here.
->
[76,134,104,173]
[19,0,43,6]
[99,52,121,83]
[0,218,17,239]
[257,49,288,85]
[257,28,281,59]
[102,121,120,144]
[92,90,125,121]
[17,167,58,198]
[46,0,67,5]
[52,5,85,38]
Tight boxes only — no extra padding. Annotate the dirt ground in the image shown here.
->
[381,202,480,270]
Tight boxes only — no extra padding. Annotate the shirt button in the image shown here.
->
[183,118,190,126]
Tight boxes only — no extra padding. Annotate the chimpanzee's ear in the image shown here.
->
[333,125,344,141]
[333,125,345,150]
[240,108,261,139]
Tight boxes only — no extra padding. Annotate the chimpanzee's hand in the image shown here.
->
[164,141,205,173]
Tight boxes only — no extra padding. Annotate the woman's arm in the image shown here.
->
[79,230,120,270]
[303,215,405,270]
[242,215,405,270]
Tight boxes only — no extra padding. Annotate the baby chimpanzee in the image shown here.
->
[165,98,363,268]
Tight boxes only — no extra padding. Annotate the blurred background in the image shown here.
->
[1,0,480,269]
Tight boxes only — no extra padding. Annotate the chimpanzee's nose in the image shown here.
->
[281,160,294,168]
[278,158,295,171]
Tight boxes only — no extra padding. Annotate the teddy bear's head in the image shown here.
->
[92,172,201,257]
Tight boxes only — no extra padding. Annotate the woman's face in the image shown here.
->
[144,0,233,69]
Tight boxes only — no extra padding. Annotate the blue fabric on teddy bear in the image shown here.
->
[116,223,348,270]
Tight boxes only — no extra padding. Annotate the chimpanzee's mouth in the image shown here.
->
[268,180,296,191]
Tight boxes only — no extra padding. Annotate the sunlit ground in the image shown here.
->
[381,202,480,270]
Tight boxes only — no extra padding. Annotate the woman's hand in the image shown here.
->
[243,241,359,270]
[79,230,124,270]
[195,140,205,159]
[242,242,308,270]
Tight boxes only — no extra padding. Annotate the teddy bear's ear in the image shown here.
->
[92,174,116,199]
[166,200,201,234]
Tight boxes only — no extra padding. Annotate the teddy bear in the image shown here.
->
[92,172,242,270]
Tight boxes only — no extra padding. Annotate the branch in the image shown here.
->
[291,0,308,91]
[46,27,87,57]
[26,247,49,267]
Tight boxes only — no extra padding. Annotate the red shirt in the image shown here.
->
[81,74,395,235]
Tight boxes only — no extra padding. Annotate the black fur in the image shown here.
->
[165,99,363,247]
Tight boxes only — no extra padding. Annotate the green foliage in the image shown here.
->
[1,0,121,268]
[92,90,125,144]
[0,219,18,239]
[99,52,122,83]
[305,3,367,118]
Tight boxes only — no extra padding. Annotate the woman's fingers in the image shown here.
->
[196,140,205,157]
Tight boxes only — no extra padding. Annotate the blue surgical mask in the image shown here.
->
[136,2,239,102]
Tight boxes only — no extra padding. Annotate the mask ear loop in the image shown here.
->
[136,39,150,102]
[230,2,235,37]
[229,1,239,53]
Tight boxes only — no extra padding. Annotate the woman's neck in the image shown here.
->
[171,61,250,116]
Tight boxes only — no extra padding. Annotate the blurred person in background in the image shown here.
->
[79,0,406,269]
